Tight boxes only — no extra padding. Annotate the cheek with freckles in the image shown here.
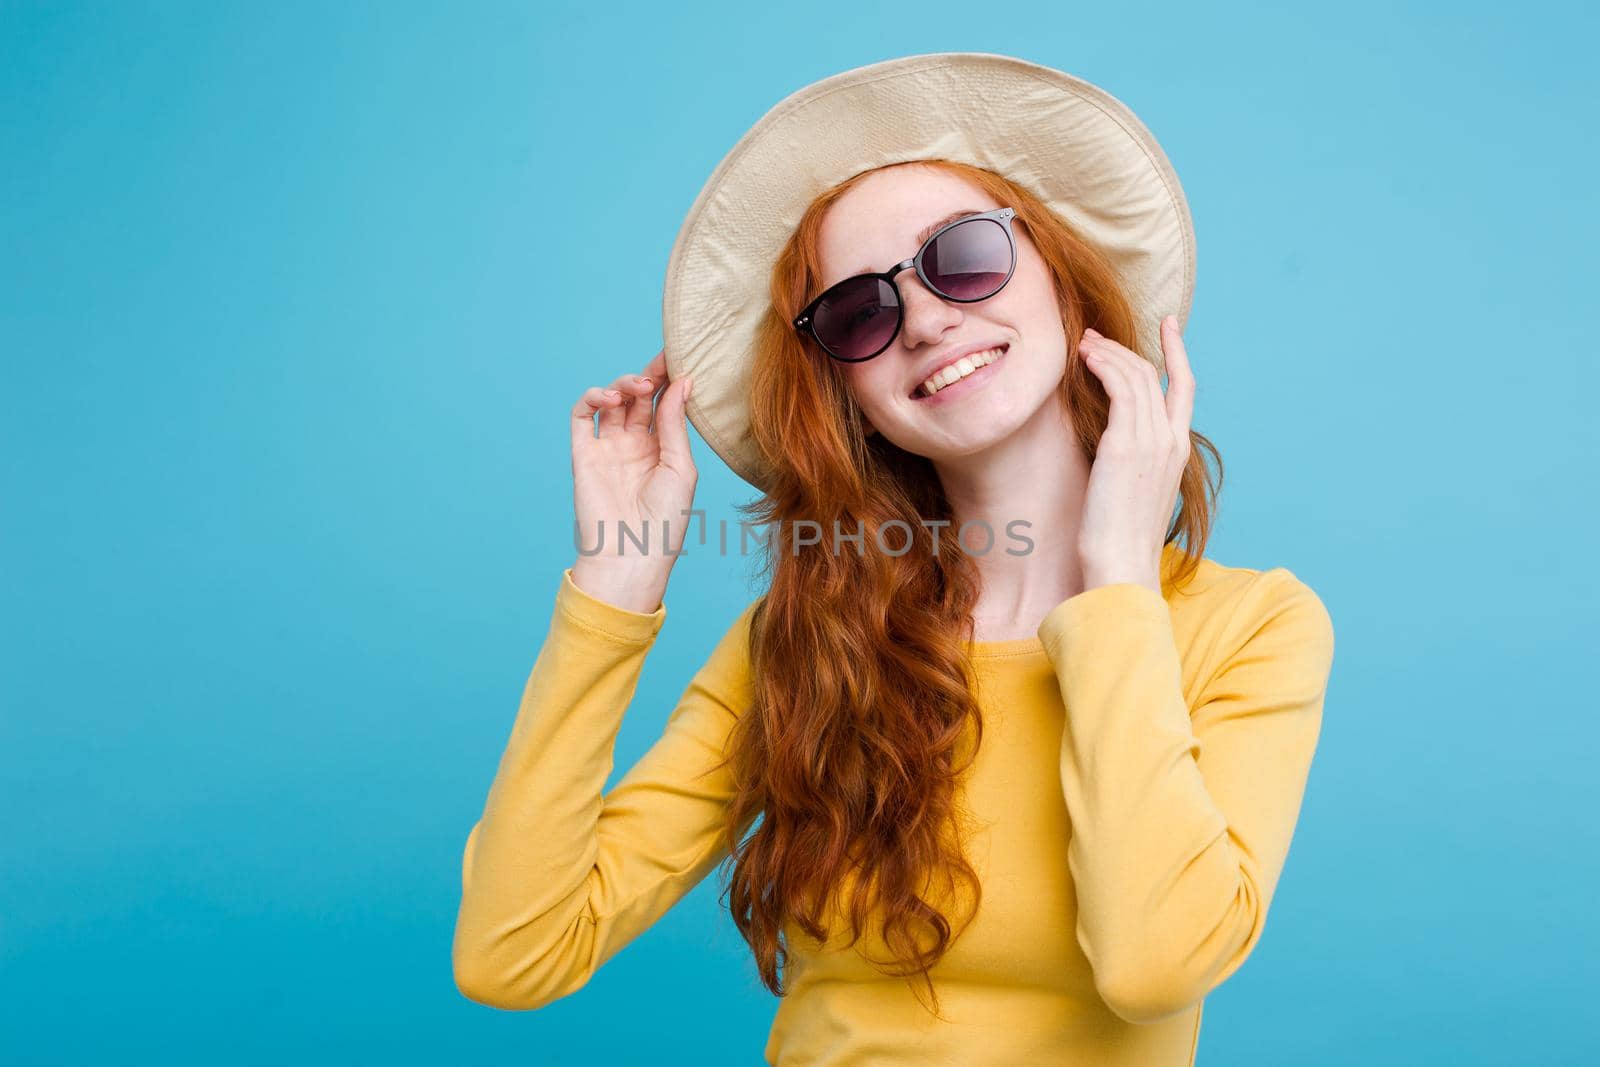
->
[841,365,895,436]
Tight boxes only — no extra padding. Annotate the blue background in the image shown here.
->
[4,2,1595,1064]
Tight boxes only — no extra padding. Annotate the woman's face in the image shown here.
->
[812,165,1070,466]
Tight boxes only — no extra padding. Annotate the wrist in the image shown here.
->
[1082,574,1162,597]
[1080,558,1161,596]
[570,558,672,614]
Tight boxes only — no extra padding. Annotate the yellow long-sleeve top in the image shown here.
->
[453,543,1335,1065]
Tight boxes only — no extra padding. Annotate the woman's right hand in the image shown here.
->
[568,349,697,614]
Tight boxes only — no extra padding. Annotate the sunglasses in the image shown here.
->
[792,207,1018,363]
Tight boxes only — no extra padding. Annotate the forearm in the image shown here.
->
[1039,577,1328,1025]
[453,571,664,1009]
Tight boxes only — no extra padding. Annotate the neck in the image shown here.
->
[931,395,1093,642]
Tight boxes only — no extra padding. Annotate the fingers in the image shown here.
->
[1160,315,1195,445]
[1081,327,1154,448]
[622,372,661,432]
[653,375,696,474]
[571,385,627,449]
[569,349,675,454]
[1081,320,1192,465]
[620,348,670,432]
[592,369,638,434]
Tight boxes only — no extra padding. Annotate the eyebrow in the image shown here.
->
[847,208,986,277]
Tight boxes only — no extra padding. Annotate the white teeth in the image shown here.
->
[917,346,1003,396]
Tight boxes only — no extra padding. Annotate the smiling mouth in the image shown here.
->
[908,347,1004,399]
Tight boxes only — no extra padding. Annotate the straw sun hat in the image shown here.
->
[661,52,1196,494]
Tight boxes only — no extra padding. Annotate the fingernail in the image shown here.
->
[637,375,652,385]
[1083,327,1100,337]
[606,389,621,399]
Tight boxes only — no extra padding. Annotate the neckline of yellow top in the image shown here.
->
[966,634,1050,659]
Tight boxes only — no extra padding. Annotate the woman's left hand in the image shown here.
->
[1076,315,1195,595]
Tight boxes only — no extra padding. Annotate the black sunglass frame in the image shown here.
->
[791,206,1018,363]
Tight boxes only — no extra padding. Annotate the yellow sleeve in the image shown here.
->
[1037,567,1335,1025]
[452,567,756,1010]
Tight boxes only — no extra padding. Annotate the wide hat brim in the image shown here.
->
[662,52,1196,496]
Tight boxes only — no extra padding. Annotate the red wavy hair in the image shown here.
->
[711,159,1223,1017]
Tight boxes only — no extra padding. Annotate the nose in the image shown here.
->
[895,270,964,351]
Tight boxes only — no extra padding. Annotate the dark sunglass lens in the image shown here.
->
[924,218,1013,300]
[811,276,899,359]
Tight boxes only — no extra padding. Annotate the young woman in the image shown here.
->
[453,55,1335,1066]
